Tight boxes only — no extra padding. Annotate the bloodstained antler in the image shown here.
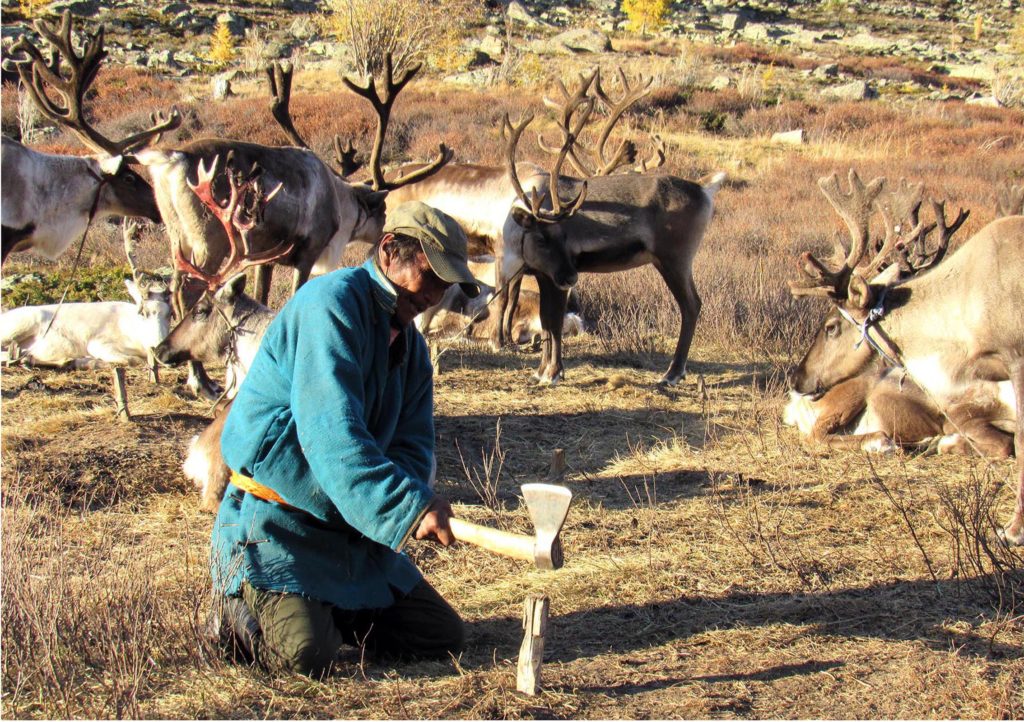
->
[175,154,291,291]
[7,11,180,156]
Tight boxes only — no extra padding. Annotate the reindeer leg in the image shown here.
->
[535,275,568,385]
[502,275,523,351]
[998,359,1024,546]
[253,264,274,306]
[291,263,312,299]
[655,260,702,386]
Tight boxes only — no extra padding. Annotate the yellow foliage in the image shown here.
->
[621,0,671,36]
[324,0,483,77]
[18,0,46,17]
[209,21,237,69]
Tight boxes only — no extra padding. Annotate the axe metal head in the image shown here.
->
[522,483,572,570]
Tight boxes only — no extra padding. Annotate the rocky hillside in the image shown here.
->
[2,0,1020,95]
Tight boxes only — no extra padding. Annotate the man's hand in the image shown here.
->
[415,497,455,547]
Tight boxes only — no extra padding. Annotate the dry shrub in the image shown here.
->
[704,42,816,72]
[87,65,182,124]
[576,268,673,366]
[0,473,210,718]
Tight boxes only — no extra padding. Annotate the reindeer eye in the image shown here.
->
[825,319,841,338]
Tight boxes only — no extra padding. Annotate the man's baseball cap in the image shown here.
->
[383,201,481,298]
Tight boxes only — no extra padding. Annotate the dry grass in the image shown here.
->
[3,44,1024,720]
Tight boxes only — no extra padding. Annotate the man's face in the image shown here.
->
[380,237,453,327]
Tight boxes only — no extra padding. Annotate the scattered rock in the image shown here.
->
[48,0,99,17]
[507,0,547,28]
[965,93,1002,107]
[541,28,610,55]
[822,79,876,101]
[709,75,731,90]
[216,11,247,36]
[160,2,188,16]
[771,128,804,144]
[719,12,746,31]
[146,48,179,70]
[812,63,839,79]
[211,74,233,101]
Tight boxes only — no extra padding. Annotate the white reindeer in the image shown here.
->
[0,279,171,370]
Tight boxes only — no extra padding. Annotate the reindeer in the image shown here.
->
[386,67,665,353]
[500,70,725,385]
[1,12,179,265]
[149,157,285,511]
[416,258,584,345]
[787,169,1023,545]
[995,181,1024,218]
[0,224,172,371]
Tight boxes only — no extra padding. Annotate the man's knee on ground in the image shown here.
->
[279,638,338,677]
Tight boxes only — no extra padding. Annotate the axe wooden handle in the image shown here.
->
[448,517,536,563]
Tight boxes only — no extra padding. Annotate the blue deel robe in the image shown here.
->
[212,257,436,609]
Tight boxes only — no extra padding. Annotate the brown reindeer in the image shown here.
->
[501,70,725,385]
[788,169,1023,544]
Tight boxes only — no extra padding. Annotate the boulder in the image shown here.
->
[822,79,876,101]
[507,0,545,27]
[709,75,731,90]
[216,11,248,36]
[719,12,746,31]
[48,0,98,17]
[812,63,839,79]
[211,75,233,101]
[545,28,610,55]
[160,2,188,15]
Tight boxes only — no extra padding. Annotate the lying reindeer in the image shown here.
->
[0,276,171,372]
[783,363,1014,457]
[416,258,584,345]
[788,169,1022,543]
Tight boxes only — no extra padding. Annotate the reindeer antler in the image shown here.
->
[175,155,292,291]
[342,54,452,191]
[789,169,885,298]
[7,11,180,156]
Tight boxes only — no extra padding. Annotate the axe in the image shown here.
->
[447,484,572,570]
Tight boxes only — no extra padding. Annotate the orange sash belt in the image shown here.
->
[230,470,297,511]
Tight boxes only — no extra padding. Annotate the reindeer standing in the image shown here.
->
[499,71,725,385]
[787,169,1023,545]
[2,12,179,264]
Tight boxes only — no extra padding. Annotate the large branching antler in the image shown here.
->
[6,11,179,156]
[788,169,885,298]
[175,154,292,291]
[342,54,452,191]
[266,61,364,177]
[503,74,593,225]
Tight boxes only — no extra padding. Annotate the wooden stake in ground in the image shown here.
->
[111,367,130,421]
[548,448,566,480]
[516,593,550,695]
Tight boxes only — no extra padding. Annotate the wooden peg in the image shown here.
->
[430,341,441,376]
[516,593,550,695]
[548,448,566,480]
[111,367,131,421]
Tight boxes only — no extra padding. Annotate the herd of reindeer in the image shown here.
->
[1,13,1023,549]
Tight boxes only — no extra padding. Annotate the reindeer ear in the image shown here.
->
[358,189,389,215]
[847,274,874,312]
[511,207,536,230]
[218,273,247,301]
[98,155,125,176]
[124,278,142,305]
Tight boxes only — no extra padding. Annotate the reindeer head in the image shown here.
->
[787,169,968,395]
[6,12,179,223]
[121,220,172,349]
[502,67,659,291]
